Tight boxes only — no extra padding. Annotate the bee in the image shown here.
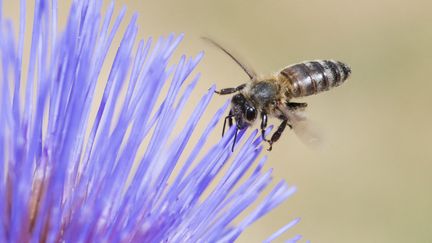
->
[203,37,351,151]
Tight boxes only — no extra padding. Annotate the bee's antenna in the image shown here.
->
[201,36,257,80]
[232,128,238,152]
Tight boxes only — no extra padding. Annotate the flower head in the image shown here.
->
[0,0,298,242]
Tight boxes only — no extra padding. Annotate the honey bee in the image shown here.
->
[203,37,351,151]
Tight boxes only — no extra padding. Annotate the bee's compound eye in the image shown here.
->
[245,106,257,121]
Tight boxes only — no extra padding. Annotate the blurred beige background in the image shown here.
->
[5,0,432,242]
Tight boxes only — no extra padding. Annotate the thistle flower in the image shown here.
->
[0,0,299,242]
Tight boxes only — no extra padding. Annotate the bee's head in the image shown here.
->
[230,93,257,129]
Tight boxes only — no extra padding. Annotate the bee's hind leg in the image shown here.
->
[284,102,306,130]
[267,119,289,151]
[215,83,246,95]
[286,102,307,111]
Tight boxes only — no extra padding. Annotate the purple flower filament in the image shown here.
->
[0,0,299,242]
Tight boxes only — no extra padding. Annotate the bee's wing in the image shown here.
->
[278,105,324,149]
[201,37,257,80]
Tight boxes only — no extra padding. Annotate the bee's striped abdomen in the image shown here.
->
[280,60,351,98]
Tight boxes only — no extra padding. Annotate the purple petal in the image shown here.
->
[0,0,301,242]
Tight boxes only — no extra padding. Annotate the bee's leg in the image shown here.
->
[260,113,271,143]
[287,123,293,129]
[285,102,306,129]
[286,102,307,111]
[228,114,233,127]
[232,128,238,152]
[267,120,288,151]
[215,83,246,95]
[222,111,234,137]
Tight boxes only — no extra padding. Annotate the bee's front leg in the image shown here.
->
[222,111,234,137]
[260,112,271,143]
